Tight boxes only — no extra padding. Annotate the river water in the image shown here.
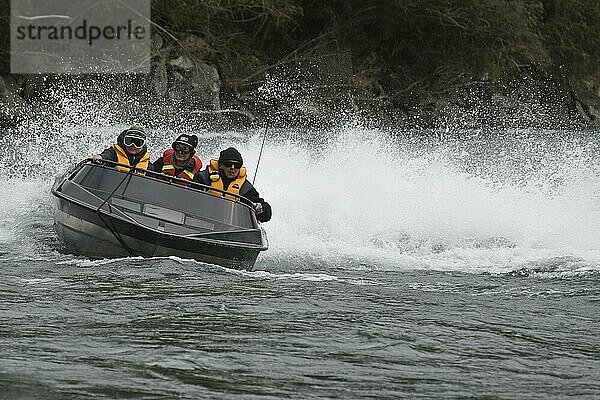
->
[1,115,600,399]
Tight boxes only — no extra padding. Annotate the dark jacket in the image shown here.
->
[195,168,272,223]
[99,129,149,167]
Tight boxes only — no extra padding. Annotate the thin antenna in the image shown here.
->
[252,120,270,185]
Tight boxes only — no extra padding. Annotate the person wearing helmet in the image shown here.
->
[91,125,150,173]
[151,133,203,185]
[195,147,272,222]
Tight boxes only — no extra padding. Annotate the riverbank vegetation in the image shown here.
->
[1,0,598,125]
[150,0,599,109]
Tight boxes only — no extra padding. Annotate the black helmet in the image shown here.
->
[172,134,198,153]
[218,147,243,164]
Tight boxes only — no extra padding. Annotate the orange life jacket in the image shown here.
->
[160,149,202,185]
[207,159,247,200]
[113,145,149,174]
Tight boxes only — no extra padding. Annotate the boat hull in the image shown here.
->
[52,161,268,269]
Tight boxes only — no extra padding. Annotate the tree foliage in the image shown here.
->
[151,0,303,78]
[0,0,598,104]
[539,0,600,77]
[149,0,598,102]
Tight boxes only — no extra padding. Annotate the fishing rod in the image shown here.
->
[252,119,270,185]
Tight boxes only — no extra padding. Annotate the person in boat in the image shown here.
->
[195,147,272,222]
[90,125,150,173]
[151,133,203,184]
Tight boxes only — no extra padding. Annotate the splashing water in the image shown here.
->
[250,127,600,274]
[2,88,600,276]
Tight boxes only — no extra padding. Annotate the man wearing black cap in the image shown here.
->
[91,125,150,173]
[195,147,272,222]
[151,134,203,184]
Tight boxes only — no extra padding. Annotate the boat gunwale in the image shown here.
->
[55,158,257,209]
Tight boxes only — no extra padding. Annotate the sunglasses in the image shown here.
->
[174,145,191,154]
[123,135,145,148]
[222,161,242,169]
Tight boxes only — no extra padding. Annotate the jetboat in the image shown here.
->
[51,159,268,269]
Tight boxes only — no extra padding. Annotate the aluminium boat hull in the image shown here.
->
[52,161,268,269]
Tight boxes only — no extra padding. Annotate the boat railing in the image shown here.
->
[73,158,255,207]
